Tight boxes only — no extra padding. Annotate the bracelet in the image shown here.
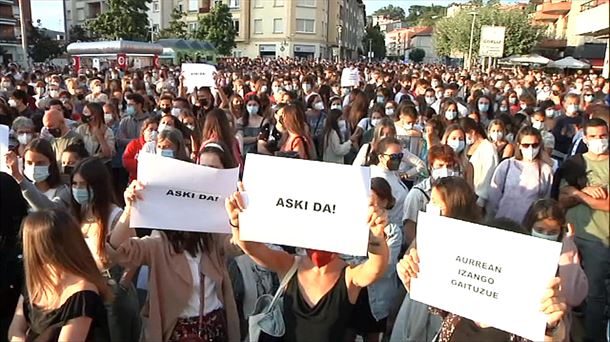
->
[229,221,239,228]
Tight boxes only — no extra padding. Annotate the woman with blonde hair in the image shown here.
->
[8,209,111,341]
[487,119,514,161]
[441,124,475,189]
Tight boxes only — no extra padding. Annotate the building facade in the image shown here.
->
[385,26,433,60]
[1,0,31,65]
[64,0,106,33]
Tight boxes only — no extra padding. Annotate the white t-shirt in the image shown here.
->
[180,252,223,318]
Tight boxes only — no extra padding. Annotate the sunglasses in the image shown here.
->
[520,142,540,148]
[382,152,404,160]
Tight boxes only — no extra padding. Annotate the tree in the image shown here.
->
[373,5,406,21]
[28,26,63,62]
[434,4,544,60]
[68,25,95,42]
[362,24,386,59]
[157,8,188,39]
[87,0,151,41]
[193,3,236,56]
[408,48,426,63]
[404,5,446,27]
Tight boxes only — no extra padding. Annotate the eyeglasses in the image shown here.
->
[381,152,404,160]
[520,142,540,148]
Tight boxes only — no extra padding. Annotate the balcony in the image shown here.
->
[533,11,559,22]
[0,35,18,45]
[575,1,609,37]
[538,37,567,49]
[0,17,16,25]
[541,1,571,15]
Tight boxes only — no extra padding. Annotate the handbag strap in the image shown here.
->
[198,265,205,334]
[265,256,300,313]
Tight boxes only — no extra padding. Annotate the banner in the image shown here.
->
[0,124,8,172]
[71,56,80,73]
[479,26,506,58]
[410,211,562,341]
[117,53,127,70]
[239,154,371,256]
[131,153,239,233]
[181,63,217,92]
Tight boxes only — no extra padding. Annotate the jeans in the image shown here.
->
[574,237,610,342]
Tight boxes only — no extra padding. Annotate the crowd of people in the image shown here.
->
[0,56,608,342]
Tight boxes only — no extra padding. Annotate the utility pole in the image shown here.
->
[467,11,477,70]
[368,38,372,62]
[18,0,29,67]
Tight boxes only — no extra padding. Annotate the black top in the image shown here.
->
[23,290,109,342]
[283,267,354,342]
[451,318,511,342]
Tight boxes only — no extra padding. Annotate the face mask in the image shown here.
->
[532,120,544,130]
[147,130,158,142]
[545,108,556,118]
[306,249,335,268]
[586,138,609,155]
[48,90,59,98]
[386,158,401,171]
[45,126,62,138]
[520,146,540,161]
[246,105,259,115]
[171,107,181,117]
[385,108,394,116]
[425,96,436,105]
[260,85,268,93]
[515,88,523,97]
[478,103,489,112]
[436,91,443,99]
[284,85,292,91]
[499,105,508,112]
[158,123,168,132]
[584,95,594,103]
[63,165,74,175]
[186,124,195,131]
[125,105,136,116]
[431,167,454,180]
[466,135,475,146]
[17,133,33,145]
[272,86,281,94]
[8,99,17,107]
[509,97,518,105]
[448,139,465,153]
[24,165,49,183]
[1,81,11,89]
[302,83,312,92]
[531,229,559,242]
[81,115,92,124]
[520,103,528,110]
[371,118,381,127]
[313,102,325,111]
[489,131,503,142]
[566,104,579,115]
[376,96,385,104]
[445,110,457,121]
[72,187,92,205]
[93,85,102,93]
[330,104,342,111]
[157,148,174,158]
[36,87,45,95]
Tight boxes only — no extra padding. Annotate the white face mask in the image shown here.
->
[532,120,544,130]
[104,113,113,124]
[171,107,181,117]
[425,96,436,105]
[566,104,579,116]
[431,167,454,180]
[17,133,33,145]
[545,108,556,118]
[489,131,503,142]
[445,110,458,121]
[466,134,475,146]
[313,102,325,111]
[447,139,465,153]
[371,118,381,127]
[24,165,49,183]
[520,146,540,161]
[586,138,609,155]
[385,108,394,116]
[330,104,342,111]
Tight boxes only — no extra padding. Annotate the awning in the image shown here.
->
[500,54,551,65]
[547,56,591,69]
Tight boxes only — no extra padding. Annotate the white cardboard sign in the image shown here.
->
[181,63,217,92]
[0,124,9,173]
[239,154,371,256]
[410,211,562,341]
[340,67,360,87]
[131,153,239,233]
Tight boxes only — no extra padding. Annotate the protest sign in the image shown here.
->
[239,154,371,256]
[410,211,562,341]
[131,152,239,233]
[0,124,9,172]
[181,63,217,92]
[340,67,360,87]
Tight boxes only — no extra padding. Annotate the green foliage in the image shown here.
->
[158,8,189,39]
[28,26,63,62]
[434,4,544,58]
[362,24,386,59]
[68,25,95,42]
[87,0,151,41]
[405,5,447,27]
[373,5,406,21]
[192,3,236,56]
[408,48,426,63]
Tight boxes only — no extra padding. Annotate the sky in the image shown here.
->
[31,0,519,33]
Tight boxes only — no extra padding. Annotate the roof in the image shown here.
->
[156,39,215,51]
[411,26,434,37]
[66,40,164,55]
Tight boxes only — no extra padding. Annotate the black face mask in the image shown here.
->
[386,158,401,171]
[63,165,74,175]
[49,128,62,138]
[76,93,85,100]
[161,107,171,114]
[81,115,91,124]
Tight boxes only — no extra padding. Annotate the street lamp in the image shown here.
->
[336,25,343,61]
[466,11,477,70]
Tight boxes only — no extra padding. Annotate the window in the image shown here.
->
[254,0,263,8]
[229,0,239,8]
[152,1,159,12]
[178,3,183,12]
[188,22,198,32]
[296,0,315,7]
[233,19,240,34]
[273,18,283,33]
[296,18,314,33]
[274,0,284,6]
[188,0,198,12]
[253,19,263,34]
[153,24,159,32]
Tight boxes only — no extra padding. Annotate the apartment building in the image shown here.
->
[64,0,106,31]
[0,0,31,65]
[227,0,365,59]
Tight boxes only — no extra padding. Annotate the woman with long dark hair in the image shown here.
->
[75,102,115,159]
[200,108,243,170]
[323,108,354,163]
[277,104,315,159]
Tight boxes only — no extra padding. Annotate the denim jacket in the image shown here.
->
[342,222,403,321]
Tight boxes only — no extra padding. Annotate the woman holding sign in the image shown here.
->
[107,142,240,342]
[396,177,568,341]
[225,183,389,342]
